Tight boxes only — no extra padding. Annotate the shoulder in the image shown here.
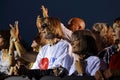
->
[86,56,100,63]
[58,39,71,46]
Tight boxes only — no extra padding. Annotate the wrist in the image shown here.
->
[11,37,20,42]
[13,38,17,42]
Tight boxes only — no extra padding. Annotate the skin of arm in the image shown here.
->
[10,21,37,63]
[9,21,26,57]
[8,37,16,66]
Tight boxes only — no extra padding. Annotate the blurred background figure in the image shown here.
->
[67,17,85,32]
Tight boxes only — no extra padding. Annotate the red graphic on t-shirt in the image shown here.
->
[39,58,49,70]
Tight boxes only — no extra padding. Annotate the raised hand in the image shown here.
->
[36,5,48,32]
[9,21,19,39]
[10,21,26,57]
[41,5,49,18]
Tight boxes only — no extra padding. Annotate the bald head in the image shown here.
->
[67,17,85,32]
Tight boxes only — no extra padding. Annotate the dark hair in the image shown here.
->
[114,17,120,23]
[72,30,96,40]
[0,30,10,48]
[0,30,10,40]
[72,30,98,57]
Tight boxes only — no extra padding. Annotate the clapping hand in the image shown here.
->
[9,21,19,40]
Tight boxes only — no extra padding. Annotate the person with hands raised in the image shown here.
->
[41,5,49,18]
[36,5,48,33]
[9,21,26,57]
[0,29,19,79]
[8,21,27,76]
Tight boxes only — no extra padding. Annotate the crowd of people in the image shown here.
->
[0,5,120,80]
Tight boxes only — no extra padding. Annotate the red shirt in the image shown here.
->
[109,52,120,69]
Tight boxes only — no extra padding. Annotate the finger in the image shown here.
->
[46,8,48,12]
[9,24,14,29]
[15,21,19,33]
[15,21,18,25]
[14,21,18,28]
[41,5,45,10]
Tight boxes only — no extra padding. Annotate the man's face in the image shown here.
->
[71,21,85,32]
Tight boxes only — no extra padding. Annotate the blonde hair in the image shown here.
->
[47,17,64,39]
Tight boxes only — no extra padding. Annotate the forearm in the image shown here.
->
[9,40,15,66]
[14,40,26,57]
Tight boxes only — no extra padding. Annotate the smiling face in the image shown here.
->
[71,37,86,54]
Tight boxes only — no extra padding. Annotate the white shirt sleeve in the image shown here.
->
[85,56,100,76]
[61,23,72,41]
[69,56,101,76]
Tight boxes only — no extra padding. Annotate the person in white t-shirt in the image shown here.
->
[0,30,19,79]
[19,17,73,80]
[32,17,73,70]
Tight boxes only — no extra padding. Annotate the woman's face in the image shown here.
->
[72,39,81,53]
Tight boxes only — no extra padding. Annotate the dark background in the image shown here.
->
[0,0,120,47]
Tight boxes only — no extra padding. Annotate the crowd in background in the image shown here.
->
[0,5,120,80]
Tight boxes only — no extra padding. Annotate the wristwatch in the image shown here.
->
[12,37,17,42]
